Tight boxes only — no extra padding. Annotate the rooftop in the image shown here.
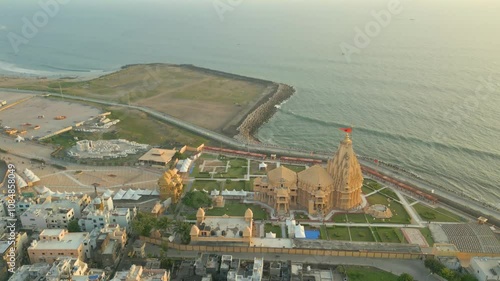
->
[471,257,500,276]
[199,216,251,238]
[139,148,176,164]
[30,232,89,251]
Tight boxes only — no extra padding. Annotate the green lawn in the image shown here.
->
[223,180,247,191]
[191,180,220,192]
[205,202,268,220]
[295,213,309,220]
[346,213,369,223]
[345,266,398,281]
[332,213,368,223]
[282,164,307,172]
[264,224,282,238]
[190,165,212,178]
[413,203,465,222]
[378,188,398,200]
[362,185,374,194]
[350,227,376,242]
[332,214,347,223]
[366,193,411,224]
[374,227,405,243]
[364,179,384,190]
[419,227,435,247]
[326,226,351,241]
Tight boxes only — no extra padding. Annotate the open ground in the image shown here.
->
[0,64,272,133]
[0,91,101,139]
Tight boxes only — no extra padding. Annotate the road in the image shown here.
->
[3,88,499,221]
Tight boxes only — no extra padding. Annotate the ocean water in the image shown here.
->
[0,0,499,206]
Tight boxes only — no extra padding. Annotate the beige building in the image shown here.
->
[254,134,363,215]
[28,229,90,263]
[139,148,177,166]
[112,264,170,281]
[190,208,254,245]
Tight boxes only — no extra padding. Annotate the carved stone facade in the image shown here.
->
[254,134,363,215]
[157,169,183,202]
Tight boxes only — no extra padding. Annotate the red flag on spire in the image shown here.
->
[339,127,352,133]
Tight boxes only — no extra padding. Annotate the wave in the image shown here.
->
[0,60,58,76]
[42,64,108,74]
[0,60,110,78]
[278,108,500,161]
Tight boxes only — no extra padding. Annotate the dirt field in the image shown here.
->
[0,64,272,132]
[0,92,101,139]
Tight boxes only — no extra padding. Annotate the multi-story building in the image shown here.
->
[254,133,363,215]
[7,263,51,281]
[79,196,132,232]
[42,193,92,219]
[20,205,75,230]
[27,229,90,263]
[470,257,500,281]
[112,264,170,281]
[85,224,127,267]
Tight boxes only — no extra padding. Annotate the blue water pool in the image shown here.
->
[305,230,320,239]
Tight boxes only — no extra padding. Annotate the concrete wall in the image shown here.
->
[140,236,425,260]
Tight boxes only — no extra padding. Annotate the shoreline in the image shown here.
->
[0,63,296,143]
[235,83,295,143]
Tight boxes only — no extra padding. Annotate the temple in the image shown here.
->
[253,133,363,215]
[157,169,184,202]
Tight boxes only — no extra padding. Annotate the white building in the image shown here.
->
[8,263,51,281]
[227,258,263,281]
[470,257,500,281]
[111,264,170,281]
[79,196,133,232]
[20,205,75,230]
[42,193,92,219]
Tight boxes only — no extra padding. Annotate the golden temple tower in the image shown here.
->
[327,132,363,210]
[157,169,184,202]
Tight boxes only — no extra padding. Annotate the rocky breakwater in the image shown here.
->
[236,83,295,143]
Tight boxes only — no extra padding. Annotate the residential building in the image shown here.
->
[79,196,132,232]
[27,229,90,263]
[111,264,170,281]
[470,257,500,281]
[8,263,51,281]
[20,205,75,230]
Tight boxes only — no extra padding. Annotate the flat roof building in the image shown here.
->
[28,229,90,263]
[470,257,500,281]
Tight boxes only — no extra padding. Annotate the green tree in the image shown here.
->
[174,221,191,245]
[425,258,445,273]
[460,274,478,281]
[67,219,81,232]
[440,268,456,280]
[182,191,212,209]
[397,273,415,281]
[157,216,170,230]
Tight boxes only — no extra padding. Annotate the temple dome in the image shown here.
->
[244,208,253,219]
[298,165,334,190]
[196,208,205,218]
[267,166,296,185]
[190,225,200,236]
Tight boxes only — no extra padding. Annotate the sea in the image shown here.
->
[0,0,499,207]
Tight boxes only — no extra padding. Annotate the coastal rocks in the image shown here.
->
[236,83,295,143]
